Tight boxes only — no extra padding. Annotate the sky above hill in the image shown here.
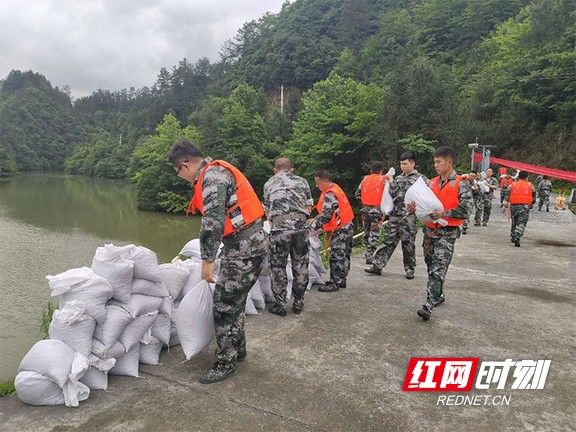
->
[0,0,287,98]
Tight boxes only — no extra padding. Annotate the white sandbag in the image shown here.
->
[127,246,162,283]
[113,294,163,318]
[131,278,169,297]
[48,267,113,325]
[245,296,258,315]
[258,275,275,303]
[151,313,171,346]
[15,371,66,406]
[92,339,125,360]
[139,336,164,365]
[169,322,180,347]
[49,301,96,357]
[309,233,323,250]
[91,244,134,303]
[179,238,201,259]
[118,311,158,352]
[404,177,448,226]
[109,345,140,377]
[380,180,395,215]
[79,355,116,390]
[93,303,133,349]
[177,261,202,301]
[159,296,173,317]
[307,263,322,289]
[176,280,215,360]
[19,340,84,388]
[159,260,190,299]
[248,281,265,309]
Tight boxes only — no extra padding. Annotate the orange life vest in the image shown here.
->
[425,175,464,228]
[509,180,533,205]
[360,174,386,206]
[500,177,513,188]
[188,160,264,237]
[316,183,354,232]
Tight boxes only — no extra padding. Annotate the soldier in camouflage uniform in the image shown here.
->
[461,172,477,234]
[406,147,472,321]
[364,151,427,279]
[502,171,536,247]
[537,175,553,212]
[263,158,313,316]
[355,162,385,265]
[169,139,268,384]
[481,168,499,225]
[309,170,354,292]
[471,170,484,226]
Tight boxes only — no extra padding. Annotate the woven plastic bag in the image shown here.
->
[404,177,448,226]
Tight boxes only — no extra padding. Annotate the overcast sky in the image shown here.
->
[0,0,287,98]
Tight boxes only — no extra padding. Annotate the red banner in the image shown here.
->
[473,153,576,182]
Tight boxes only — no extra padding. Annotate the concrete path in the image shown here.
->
[1,202,574,432]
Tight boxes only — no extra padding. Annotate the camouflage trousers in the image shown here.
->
[214,254,265,365]
[361,207,384,260]
[538,194,550,211]
[422,226,457,308]
[269,229,310,308]
[462,217,470,233]
[482,195,493,223]
[372,214,417,275]
[473,195,484,224]
[510,204,531,241]
[327,224,354,287]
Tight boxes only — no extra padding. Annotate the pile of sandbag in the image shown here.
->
[15,244,214,407]
[179,224,327,316]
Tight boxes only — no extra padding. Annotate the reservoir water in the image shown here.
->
[0,173,200,380]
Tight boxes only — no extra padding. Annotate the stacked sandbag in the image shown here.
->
[91,244,134,303]
[15,340,90,407]
[48,301,96,359]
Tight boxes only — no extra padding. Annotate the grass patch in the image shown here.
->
[40,301,56,339]
[0,379,16,397]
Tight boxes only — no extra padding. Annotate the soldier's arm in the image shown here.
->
[311,192,338,229]
[199,168,231,261]
[304,180,314,213]
[444,180,473,220]
[354,181,362,200]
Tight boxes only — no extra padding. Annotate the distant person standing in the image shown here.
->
[481,168,499,226]
[406,146,472,321]
[461,171,478,235]
[364,151,427,279]
[471,170,484,227]
[499,172,513,205]
[537,175,553,212]
[355,162,386,265]
[309,170,354,292]
[263,158,313,316]
[169,139,268,384]
[502,171,536,247]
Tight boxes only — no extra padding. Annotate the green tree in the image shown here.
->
[286,73,385,196]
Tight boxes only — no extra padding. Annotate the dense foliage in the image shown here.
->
[1,0,573,209]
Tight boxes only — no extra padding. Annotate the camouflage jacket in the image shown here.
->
[537,180,553,197]
[311,190,353,231]
[484,176,499,199]
[263,170,313,231]
[194,157,267,261]
[389,170,428,218]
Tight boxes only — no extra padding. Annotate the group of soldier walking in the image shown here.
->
[168,139,549,384]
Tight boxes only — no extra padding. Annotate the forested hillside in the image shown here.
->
[0,0,573,211]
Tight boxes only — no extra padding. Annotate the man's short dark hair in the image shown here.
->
[167,139,204,165]
[400,151,416,163]
[314,169,331,182]
[370,162,384,173]
[542,175,549,180]
[518,171,529,180]
[433,146,456,163]
[470,170,478,175]
[275,157,293,170]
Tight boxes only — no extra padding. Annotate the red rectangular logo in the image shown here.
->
[402,357,480,391]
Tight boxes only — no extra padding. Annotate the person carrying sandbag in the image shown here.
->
[406,146,473,321]
[168,139,268,384]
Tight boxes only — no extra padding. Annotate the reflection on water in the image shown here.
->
[0,173,200,379]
